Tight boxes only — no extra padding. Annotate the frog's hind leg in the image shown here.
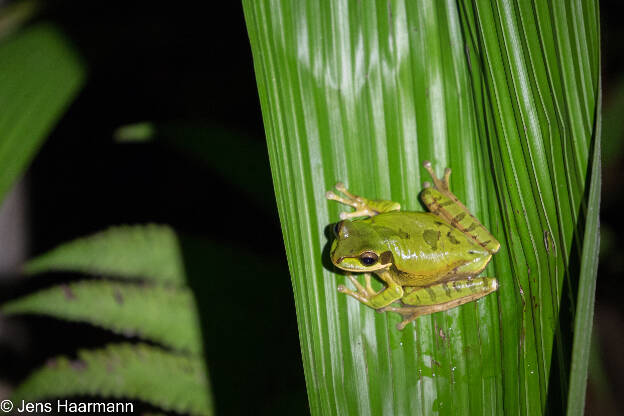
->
[380,276,498,330]
[420,161,500,254]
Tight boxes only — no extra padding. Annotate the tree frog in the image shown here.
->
[326,161,500,330]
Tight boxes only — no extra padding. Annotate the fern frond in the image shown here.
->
[11,343,213,416]
[23,225,186,285]
[2,280,202,354]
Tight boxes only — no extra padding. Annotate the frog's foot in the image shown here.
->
[326,183,381,220]
[423,160,451,192]
[337,273,403,309]
[337,273,377,307]
[378,305,439,330]
[327,182,401,219]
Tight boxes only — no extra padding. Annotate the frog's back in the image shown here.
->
[363,211,489,285]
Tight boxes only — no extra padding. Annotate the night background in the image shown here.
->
[0,1,621,415]
[0,1,306,415]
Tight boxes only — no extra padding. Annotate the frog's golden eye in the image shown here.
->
[359,251,378,266]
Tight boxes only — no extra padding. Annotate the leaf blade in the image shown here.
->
[243,0,600,414]
[566,84,601,416]
[0,23,85,204]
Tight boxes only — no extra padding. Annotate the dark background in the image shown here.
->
[0,1,308,415]
[590,1,624,415]
[0,1,622,415]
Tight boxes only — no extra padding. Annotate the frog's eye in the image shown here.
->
[359,251,379,266]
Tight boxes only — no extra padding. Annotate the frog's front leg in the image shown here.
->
[420,161,500,254]
[326,182,400,220]
[338,270,404,309]
[380,276,498,330]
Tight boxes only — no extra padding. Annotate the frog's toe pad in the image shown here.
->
[334,182,346,191]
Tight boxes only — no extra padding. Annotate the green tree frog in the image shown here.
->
[326,161,500,330]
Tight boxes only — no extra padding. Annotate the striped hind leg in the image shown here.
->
[420,161,500,254]
[379,276,498,330]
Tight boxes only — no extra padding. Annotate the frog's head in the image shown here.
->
[330,220,394,272]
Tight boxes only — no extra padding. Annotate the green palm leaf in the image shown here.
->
[243,1,600,415]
